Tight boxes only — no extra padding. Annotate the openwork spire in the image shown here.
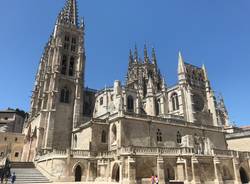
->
[57,0,79,27]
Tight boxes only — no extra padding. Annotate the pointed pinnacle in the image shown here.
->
[134,45,138,62]
[152,47,157,65]
[144,44,149,63]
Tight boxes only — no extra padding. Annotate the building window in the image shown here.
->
[101,130,107,143]
[69,57,74,76]
[64,43,69,50]
[60,87,70,103]
[4,117,8,120]
[127,95,134,112]
[0,152,3,157]
[100,97,103,105]
[4,137,7,141]
[61,55,67,75]
[155,99,160,116]
[177,131,182,144]
[65,35,70,42]
[157,129,162,142]
[74,135,77,148]
[72,37,77,44]
[110,95,114,101]
[14,152,19,158]
[111,124,117,144]
[171,93,179,111]
[15,137,18,142]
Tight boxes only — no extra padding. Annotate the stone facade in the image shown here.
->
[0,109,26,161]
[21,0,250,183]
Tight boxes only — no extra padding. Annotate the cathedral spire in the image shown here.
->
[144,44,149,63]
[134,45,139,63]
[57,0,79,27]
[129,49,134,66]
[178,51,186,74]
[202,64,208,81]
[152,47,157,65]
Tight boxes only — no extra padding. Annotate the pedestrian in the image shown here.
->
[151,175,155,184]
[3,175,7,184]
[11,172,16,184]
[155,175,159,184]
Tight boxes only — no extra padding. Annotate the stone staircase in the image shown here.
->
[10,162,51,184]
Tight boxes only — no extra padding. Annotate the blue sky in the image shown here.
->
[0,0,249,126]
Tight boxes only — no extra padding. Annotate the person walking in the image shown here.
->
[151,175,155,184]
[155,175,159,184]
[11,172,16,184]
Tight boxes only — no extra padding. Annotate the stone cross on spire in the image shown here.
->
[57,0,79,27]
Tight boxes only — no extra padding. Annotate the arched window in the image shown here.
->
[60,87,70,103]
[100,97,103,105]
[101,130,107,143]
[157,129,162,142]
[111,124,117,144]
[177,131,182,144]
[69,56,75,76]
[74,135,77,148]
[171,93,179,111]
[127,95,134,112]
[61,55,67,75]
[155,99,160,116]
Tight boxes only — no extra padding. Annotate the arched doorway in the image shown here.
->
[75,165,82,182]
[112,163,120,182]
[240,167,249,184]
[164,164,175,182]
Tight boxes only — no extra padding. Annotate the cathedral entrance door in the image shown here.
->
[75,165,82,182]
[112,163,120,182]
[240,167,249,184]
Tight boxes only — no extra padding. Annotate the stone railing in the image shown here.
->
[118,146,194,156]
[70,150,92,157]
[213,149,239,157]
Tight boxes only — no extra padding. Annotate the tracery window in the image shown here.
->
[60,87,70,103]
[61,55,67,75]
[155,99,160,116]
[157,129,162,142]
[69,56,74,76]
[100,97,103,105]
[171,93,179,111]
[177,131,182,144]
[127,95,134,112]
[101,130,107,143]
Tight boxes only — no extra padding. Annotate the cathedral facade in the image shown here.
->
[21,0,250,183]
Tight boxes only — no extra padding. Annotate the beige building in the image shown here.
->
[21,0,250,184]
[0,108,26,161]
[226,126,250,152]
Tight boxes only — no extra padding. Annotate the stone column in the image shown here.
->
[191,156,199,184]
[128,156,136,184]
[213,157,221,184]
[119,160,123,184]
[176,157,186,182]
[157,156,165,184]
[232,157,241,184]
[86,161,91,181]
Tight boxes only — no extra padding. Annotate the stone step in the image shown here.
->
[10,168,51,183]
[11,162,35,168]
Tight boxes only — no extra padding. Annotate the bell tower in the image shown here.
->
[23,0,85,160]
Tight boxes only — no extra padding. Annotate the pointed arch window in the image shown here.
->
[177,131,182,144]
[157,129,162,142]
[60,87,70,103]
[171,93,179,111]
[100,97,103,106]
[74,135,77,148]
[155,99,161,116]
[101,130,107,143]
[69,56,75,76]
[61,55,67,75]
[127,95,134,112]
